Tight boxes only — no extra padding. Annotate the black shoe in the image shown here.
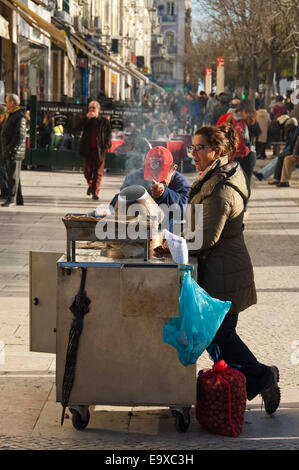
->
[1,200,16,207]
[253,171,264,181]
[277,182,290,187]
[87,188,92,196]
[261,366,280,415]
[257,156,266,160]
[92,194,99,200]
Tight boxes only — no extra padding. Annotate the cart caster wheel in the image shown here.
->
[69,408,90,430]
[171,409,190,433]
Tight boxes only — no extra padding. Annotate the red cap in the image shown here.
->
[144,146,174,182]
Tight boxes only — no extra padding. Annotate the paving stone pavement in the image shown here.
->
[0,159,298,451]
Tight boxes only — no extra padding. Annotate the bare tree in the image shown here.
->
[262,0,299,105]
[191,0,299,103]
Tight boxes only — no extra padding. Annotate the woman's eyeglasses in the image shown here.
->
[188,144,212,152]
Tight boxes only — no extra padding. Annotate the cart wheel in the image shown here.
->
[171,409,190,433]
[69,408,90,430]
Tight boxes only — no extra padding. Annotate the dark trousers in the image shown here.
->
[274,154,287,181]
[208,314,269,400]
[83,149,105,196]
[5,159,23,205]
[0,160,8,197]
[235,152,256,186]
[256,141,267,158]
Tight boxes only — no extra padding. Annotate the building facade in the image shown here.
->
[151,0,191,92]
[0,1,17,102]
[0,0,190,105]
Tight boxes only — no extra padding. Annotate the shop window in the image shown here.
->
[19,38,47,102]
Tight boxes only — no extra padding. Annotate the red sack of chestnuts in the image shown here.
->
[196,359,247,437]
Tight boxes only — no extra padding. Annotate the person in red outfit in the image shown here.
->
[271,96,288,119]
[77,101,112,200]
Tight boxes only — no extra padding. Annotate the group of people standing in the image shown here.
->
[206,95,299,196]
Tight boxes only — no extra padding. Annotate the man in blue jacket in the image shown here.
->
[110,146,191,231]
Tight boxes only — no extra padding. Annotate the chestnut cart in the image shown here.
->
[29,218,197,433]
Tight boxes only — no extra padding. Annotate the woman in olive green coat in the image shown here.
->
[187,125,280,413]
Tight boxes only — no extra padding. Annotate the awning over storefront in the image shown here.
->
[0,14,9,40]
[146,81,165,93]
[126,66,148,84]
[2,0,76,67]
[70,35,125,75]
[71,34,123,71]
[70,32,150,85]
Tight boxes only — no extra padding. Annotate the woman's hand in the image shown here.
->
[153,240,170,257]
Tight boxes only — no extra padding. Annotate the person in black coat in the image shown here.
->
[0,104,8,199]
[1,94,26,207]
[211,94,229,125]
[76,101,112,200]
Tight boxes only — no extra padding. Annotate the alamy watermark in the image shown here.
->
[0,341,4,365]
[291,340,299,365]
[290,80,299,105]
[94,200,204,251]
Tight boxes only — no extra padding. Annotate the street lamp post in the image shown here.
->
[293,49,298,83]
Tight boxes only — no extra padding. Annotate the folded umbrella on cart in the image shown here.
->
[61,268,91,426]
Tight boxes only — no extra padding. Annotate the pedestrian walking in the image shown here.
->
[196,91,207,129]
[217,99,260,213]
[0,104,8,199]
[151,116,170,140]
[205,92,218,125]
[1,94,25,207]
[210,93,229,125]
[190,94,199,134]
[77,101,112,200]
[187,124,280,413]
[256,105,271,159]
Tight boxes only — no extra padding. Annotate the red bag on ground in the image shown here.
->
[196,360,247,437]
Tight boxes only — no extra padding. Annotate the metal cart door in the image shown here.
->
[29,251,62,354]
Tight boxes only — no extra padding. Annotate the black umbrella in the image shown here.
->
[61,267,91,426]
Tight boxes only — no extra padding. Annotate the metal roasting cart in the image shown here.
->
[29,214,197,432]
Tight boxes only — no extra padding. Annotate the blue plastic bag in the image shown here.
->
[163,271,231,366]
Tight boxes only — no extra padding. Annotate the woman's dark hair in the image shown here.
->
[195,125,239,159]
